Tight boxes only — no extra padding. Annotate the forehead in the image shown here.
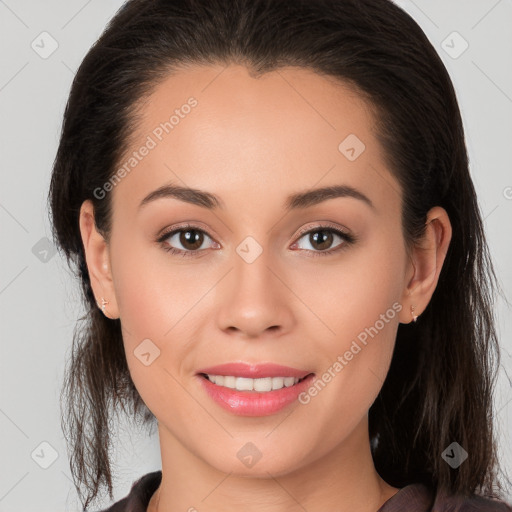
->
[110,64,400,219]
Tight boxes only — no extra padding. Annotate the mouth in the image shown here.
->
[198,373,313,392]
[195,362,316,416]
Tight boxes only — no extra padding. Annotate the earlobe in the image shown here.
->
[399,206,452,324]
[79,200,120,319]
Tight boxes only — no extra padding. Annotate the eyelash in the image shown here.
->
[156,223,357,259]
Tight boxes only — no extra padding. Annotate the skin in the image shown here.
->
[79,64,452,512]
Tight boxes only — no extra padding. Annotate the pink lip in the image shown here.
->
[196,362,311,379]
[196,362,315,416]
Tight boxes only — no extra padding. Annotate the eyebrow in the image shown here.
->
[138,183,375,211]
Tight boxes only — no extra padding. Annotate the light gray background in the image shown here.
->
[0,0,511,510]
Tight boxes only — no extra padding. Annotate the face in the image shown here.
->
[91,64,418,476]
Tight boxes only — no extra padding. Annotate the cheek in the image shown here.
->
[109,239,214,404]
[289,230,405,347]
[111,238,211,342]
[292,233,404,421]
[111,250,203,421]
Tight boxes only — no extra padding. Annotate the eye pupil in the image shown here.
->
[180,229,203,250]
[311,230,333,250]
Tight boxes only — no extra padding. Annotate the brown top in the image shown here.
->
[97,471,512,512]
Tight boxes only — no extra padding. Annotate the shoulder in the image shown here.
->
[378,483,512,512]
[95,470,162,512]
[432,492,512,512]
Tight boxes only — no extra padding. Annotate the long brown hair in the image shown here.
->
[48,0,510,509]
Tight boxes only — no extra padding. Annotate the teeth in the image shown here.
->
[205,374,301,391]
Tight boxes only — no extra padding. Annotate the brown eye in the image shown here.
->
[291,226,355,257]
[176,229,204,250]
[158,225,218,256]
[308,230,335,251]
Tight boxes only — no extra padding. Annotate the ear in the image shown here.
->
[399,206,452,324]
[79,200,120,319]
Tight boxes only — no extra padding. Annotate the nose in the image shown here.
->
[215,248,296,339]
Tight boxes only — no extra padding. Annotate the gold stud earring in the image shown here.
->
[97,297,109,315]
[411,304,418,323]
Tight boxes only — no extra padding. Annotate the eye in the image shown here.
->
[157,222,356,258]
[157,224,219,257]
[291,224,356,257]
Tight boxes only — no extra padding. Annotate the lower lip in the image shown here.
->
[197,374,315,416]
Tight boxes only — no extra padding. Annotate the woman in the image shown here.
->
[48,0,512,510]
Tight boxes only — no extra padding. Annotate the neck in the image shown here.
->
[148,417,398,512]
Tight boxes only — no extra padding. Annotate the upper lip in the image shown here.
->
[196,362,313,379]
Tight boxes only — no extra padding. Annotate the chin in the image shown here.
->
[200,443,309,478]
